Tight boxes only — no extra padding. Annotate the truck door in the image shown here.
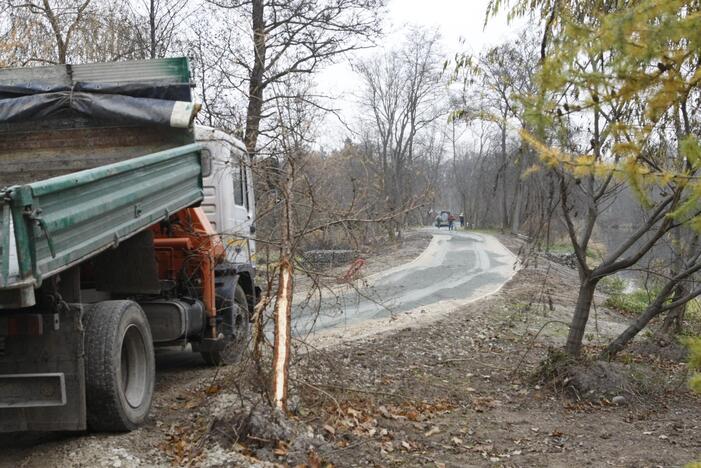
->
[229,149,254,266]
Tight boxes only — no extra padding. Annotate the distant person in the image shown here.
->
[448,213,456,231]
[459,213,465,228]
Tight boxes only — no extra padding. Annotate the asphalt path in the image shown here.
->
[155,228,517,366]
[292,228,518,336]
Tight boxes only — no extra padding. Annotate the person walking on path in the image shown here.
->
[459,213,465,228]
[448,213,456,231]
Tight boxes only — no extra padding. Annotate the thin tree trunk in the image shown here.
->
[604,292,671,358]
[149,0,156,58]
[661,229,688,335]
[271,258,292,411]
[660,284,687,335]
[500,125,509,232]
[271,160,294,412]
[565,279,598,356]
[244,0,266,158]
[246,0,267,360]
[510,181,522,235]
[42,0,68,64]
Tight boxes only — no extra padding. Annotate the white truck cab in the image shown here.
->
[196,126,256,268]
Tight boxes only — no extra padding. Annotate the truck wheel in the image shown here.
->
[201,283,250,366]
[83,300,155,432]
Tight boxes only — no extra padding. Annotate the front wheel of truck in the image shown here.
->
[201,282,250,366]
[83,300,155,432]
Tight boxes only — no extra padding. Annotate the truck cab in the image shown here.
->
[197,126,256,269]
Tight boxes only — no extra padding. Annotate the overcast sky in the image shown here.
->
[314,0,528,149]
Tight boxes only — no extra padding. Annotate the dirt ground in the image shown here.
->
[1,230,700,467]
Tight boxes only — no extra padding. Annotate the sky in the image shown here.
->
[314,0,528,149]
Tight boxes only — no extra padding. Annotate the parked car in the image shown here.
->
[435,210,452,228]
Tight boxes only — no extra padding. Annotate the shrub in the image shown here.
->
[686,337,701,394]
[604,288,655,315]
[597,276,626,296]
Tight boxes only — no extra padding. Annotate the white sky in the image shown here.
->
[315,0,528,149]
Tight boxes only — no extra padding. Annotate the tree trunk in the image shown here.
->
[565,279,598,356]
[244,0,266,158]
[246,0,267,365]
[271,258,293,412]
[501,178,509,232]
[42,0,68,64]
[660,228,688,335]
[500,125,509,232]
[149,0,156,59]
[660,284,688,335]
[510,181,522,235]
[604,292,671,359]
[271,160,294,412]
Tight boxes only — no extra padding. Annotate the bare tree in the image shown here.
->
[208,0,385,158]
[3,0,92,64]
[0,0,182,64]
[355,28,445,239]
[451,32,539,234]
[128,0,189,59]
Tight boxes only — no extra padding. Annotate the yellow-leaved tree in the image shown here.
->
[485,0,701,357]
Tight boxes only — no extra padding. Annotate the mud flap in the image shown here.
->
[0,304,86,432]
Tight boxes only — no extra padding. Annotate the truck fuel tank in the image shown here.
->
[140,299,205,343]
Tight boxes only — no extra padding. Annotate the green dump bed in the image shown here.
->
[0,58,203,307]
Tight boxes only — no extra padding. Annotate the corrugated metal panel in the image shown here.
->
[71,57,190,84]
[0,143,203,289]
[0,57,190,87]
[0,65,70,86]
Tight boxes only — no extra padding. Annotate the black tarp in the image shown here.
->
[0,82,195,127]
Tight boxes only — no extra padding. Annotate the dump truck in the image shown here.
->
[0,58,257,432]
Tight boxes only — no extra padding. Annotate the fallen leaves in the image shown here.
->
[472,397,501,412]
[323,424,336,436]
[273,441,289,456]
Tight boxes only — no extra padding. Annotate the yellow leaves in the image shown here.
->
[681,135,701,169]
[521,164,541,178]
[689,215,701,233]
[520,128,701,212]
[690,65,701,86]
[503,1,701,232]
[684,337,701,395]
[572,155,595,177]
[519,130,560,168]
[691,373,701,394]
[647,76,688,122]
[621,157,652,208]
[687,336,701,370]
[658,171,675,186]
[612,142,640,158]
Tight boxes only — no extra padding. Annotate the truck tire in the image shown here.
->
[201,282,250,366]
[83,300,155,432]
